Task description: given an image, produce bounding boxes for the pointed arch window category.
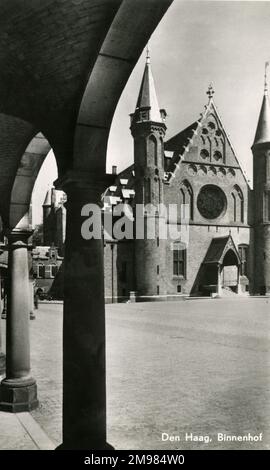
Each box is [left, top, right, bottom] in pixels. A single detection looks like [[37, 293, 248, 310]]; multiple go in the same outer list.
[[231, 185, 244, 223], [232, 192, 237, 222], [180, 180, 193, 221], [158, 179, 162, 204], [148, 135, 158, 167]]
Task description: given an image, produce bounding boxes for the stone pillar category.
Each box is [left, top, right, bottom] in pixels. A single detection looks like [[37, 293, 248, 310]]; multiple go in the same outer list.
[[0, 229, 38, 412], [55, 172, 113, 449]]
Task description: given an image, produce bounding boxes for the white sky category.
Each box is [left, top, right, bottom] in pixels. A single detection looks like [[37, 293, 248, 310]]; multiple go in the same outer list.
[[32, 0, 270, 224]]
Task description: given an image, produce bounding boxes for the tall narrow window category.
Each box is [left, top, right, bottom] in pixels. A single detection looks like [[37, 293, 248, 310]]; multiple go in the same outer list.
[[144, 178, 151, 204], [158, 179, 162, 204], [180, 180, 193, 221], [188, 185, 194, 221], [238, 244, 249, 276], [239, 190, 244, 223], [173, 244, 186, 277], [231, 185, 244, 223], [232, 193, 236, 222], [149, 135, 158, 167]]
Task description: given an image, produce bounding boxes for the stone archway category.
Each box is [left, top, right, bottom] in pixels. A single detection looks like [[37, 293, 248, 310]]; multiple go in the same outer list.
[[202, 235, 241, 297], [221, 249, 240, 293]]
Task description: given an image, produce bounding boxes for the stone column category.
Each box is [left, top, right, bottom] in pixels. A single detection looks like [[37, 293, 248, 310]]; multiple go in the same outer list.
[[55, 172, 113, 450], [0, 229, 38, 412]]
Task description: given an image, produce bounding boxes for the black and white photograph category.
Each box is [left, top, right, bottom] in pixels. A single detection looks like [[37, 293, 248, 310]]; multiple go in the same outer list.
[[0, 0, 269, 460]]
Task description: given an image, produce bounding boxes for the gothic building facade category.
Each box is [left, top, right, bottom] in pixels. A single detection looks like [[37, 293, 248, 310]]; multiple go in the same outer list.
[[42, 55, 270, 301], [102, 55, 270, 302]]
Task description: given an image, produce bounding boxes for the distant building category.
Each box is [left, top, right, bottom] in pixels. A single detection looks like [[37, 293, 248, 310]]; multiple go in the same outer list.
[[42, 187, 66, 256], [31, 245, 64, 299]]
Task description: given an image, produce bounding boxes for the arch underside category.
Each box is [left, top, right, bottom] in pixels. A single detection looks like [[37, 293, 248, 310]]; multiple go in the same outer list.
[[0, 0, 173, 229]]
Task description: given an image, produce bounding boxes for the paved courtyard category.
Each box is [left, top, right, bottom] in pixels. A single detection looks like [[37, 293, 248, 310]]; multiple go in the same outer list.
[[1, 298, 270, 450]]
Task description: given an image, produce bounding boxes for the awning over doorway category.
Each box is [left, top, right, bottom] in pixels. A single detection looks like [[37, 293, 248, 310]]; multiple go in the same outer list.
[[203, 235, 241, 265]]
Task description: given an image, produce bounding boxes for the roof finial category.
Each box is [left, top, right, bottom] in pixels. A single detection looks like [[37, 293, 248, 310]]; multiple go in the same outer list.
[[264, 61, 269, 95], [206, 82, 215, 101], [146, 43, 150, 64]]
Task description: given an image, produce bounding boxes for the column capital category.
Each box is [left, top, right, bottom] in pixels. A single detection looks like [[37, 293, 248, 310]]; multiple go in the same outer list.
[[54, 170, 115, 202], [4, 228, 33, 245]]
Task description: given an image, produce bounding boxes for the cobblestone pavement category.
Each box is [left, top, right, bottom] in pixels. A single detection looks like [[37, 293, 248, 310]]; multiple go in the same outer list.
[[1, 298, 270, 450]]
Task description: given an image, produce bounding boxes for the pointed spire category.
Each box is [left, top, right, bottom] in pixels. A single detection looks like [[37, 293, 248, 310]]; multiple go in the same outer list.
[[253, 63, 270, 146], [133, 47, 163, 123]]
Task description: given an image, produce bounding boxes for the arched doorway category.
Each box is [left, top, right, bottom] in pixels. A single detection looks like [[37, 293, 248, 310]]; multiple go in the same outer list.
[[220, 249, 240, 293], [201, 235, 241, 296]]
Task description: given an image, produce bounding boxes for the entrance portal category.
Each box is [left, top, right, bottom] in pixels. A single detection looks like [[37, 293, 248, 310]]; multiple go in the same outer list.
[[221, 249, 239, 293], [201, 236, 241, 296]]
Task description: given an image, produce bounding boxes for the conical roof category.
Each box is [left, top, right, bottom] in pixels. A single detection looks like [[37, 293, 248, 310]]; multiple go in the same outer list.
[[253, 93, 270, 146], [133, 55, 162, 123]]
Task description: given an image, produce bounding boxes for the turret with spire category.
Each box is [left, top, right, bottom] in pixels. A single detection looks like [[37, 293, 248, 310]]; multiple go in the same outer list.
[[252, 62, 270, 294], [130, 47, 167, 299], [130, 46, 167, 206]]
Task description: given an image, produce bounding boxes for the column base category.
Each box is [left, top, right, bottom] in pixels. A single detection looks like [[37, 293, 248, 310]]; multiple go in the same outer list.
[[0, 353, 5, 375], [55, 441, 114, 450], [0, 377, 38, 412]]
